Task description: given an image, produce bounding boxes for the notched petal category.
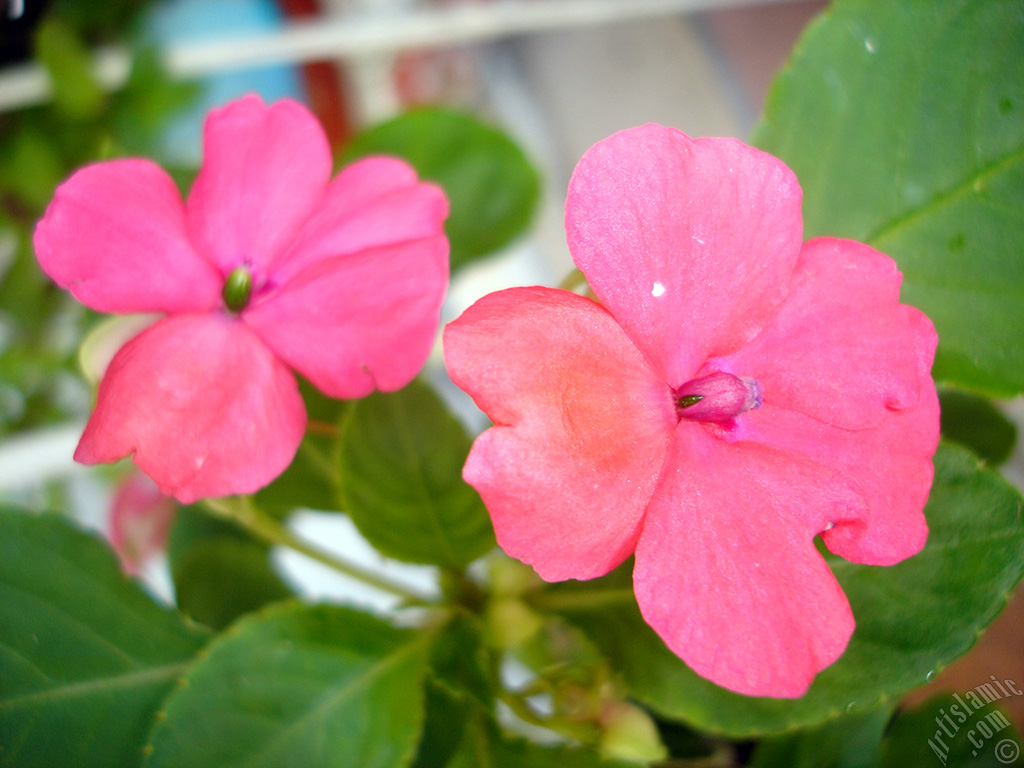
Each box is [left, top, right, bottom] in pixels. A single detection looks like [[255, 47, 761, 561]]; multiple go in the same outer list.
[[76, 314, 306, 503], [718, 237, 938, 430], [634, 427, 857, 698], [445, 287, 677, 581]]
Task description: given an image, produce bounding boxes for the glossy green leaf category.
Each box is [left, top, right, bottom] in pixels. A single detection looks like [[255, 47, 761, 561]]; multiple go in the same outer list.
[[338, 380, 495, 570], [167, 507, 293, 631], [880, 694, 1023, 768], [939, 388, 1017, 466], [548, 444, 1024, 736], [345, 109, 541, 271], [145, 603, 433, 768], [753, 0, 1024, 395], [0, 508, 209, 768], [750, 706, 892, 768]]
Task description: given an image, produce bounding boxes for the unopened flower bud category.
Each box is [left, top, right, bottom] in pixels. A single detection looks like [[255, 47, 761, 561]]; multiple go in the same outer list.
[[676, 371, 763, 423], [598, 700, 668, 763], [109, 472, 176, 575], [485, 597, 544, 650], [490, 555, 543, 597], [222, 265, 254, 313]]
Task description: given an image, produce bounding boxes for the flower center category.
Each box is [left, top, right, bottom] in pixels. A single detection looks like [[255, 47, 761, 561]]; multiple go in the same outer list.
[[675, 372, 763, 423], [222, 265, 253, 313]]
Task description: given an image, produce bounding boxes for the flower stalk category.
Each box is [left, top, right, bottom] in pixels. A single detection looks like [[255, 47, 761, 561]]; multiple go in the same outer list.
[[201, 495, 435, 605]]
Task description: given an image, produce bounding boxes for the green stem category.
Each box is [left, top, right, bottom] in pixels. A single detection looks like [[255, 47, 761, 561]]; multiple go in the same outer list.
[[527, 587, 634, 612], [557, 268, 587, 292], [201, 496, 435, 605], [299, 440, 339, 489], [498, 689, 600, 744]]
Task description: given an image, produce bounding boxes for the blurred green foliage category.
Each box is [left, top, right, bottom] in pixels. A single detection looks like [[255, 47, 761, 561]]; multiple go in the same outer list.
[[0, 1, 199, 437]]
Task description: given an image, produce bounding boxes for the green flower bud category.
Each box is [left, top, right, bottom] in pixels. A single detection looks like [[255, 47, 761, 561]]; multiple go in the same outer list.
[[222, 266, 253, 313]]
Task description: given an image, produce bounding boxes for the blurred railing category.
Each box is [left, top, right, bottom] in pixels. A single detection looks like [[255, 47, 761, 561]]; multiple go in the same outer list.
[[0, 0, 791, 112]]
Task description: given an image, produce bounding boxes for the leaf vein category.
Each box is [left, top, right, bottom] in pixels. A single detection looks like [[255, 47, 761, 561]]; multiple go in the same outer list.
[[239, 637, 426, 768], [868, 143, 1024, 246], [0, 661, 191, 713]]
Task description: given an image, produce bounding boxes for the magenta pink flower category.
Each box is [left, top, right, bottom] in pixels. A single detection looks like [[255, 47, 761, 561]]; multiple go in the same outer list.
[[444, 125, 939, 698], [35, 95, 449, 503], [108, 472, 176, 575]]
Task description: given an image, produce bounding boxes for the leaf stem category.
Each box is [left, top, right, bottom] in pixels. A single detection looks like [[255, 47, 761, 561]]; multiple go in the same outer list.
[[305, 419, 339, 438], [298, 440, 339, 489], [201, 496, 435, 605]]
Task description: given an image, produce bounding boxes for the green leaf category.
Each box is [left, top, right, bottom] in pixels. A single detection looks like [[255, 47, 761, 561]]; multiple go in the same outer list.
[[145, 603, 433, 768], [33, 15, 106, 119], [427, 612, 494, 705], [0, 508, 209, 768], [0, 124, 66, 211], [409, 683, 470, 768], [939, 388, 1017, 466], [411, 614, 495, 768], [750, 706, 892, 768], [109, 47, 202, 158], [753, 0, 1024, 395], [52, 0, 154, 39], [549, 444, 1024, 736], [167, 507, 294, 631], [338, 380, 495, 570], [345, 109, 541, 271], [254, 380, 348, 518], [880, 694, 1023, 768], [445, 715, 635, 768]]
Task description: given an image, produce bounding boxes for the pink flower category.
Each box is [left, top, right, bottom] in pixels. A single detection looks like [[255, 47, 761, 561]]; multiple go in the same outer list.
[[108, 472, 176, 575], [35, 95, 449, 503], [444, 125, 939, 698]]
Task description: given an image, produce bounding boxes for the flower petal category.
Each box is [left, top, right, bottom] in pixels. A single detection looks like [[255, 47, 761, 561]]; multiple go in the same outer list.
[[444, 287, 677, 581], [565, 125, 803, 386], [713, 238, 938, 429], [244, 236, 449, 398], [634, 425, 857, 698], [33, 159, 221, 314], [735, 393, 938, 566], [270, 156, 449, 282], [75, 313, 306, 504], [186, 95, 332, 277], [108, 472, 176, 575]]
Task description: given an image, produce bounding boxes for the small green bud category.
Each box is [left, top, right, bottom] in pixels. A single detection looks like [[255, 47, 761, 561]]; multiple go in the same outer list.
[[599, 700, 669, 763], [485, 598, 544, 650], [222, 266, 253, 313], [490, 555, 543, 597]]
